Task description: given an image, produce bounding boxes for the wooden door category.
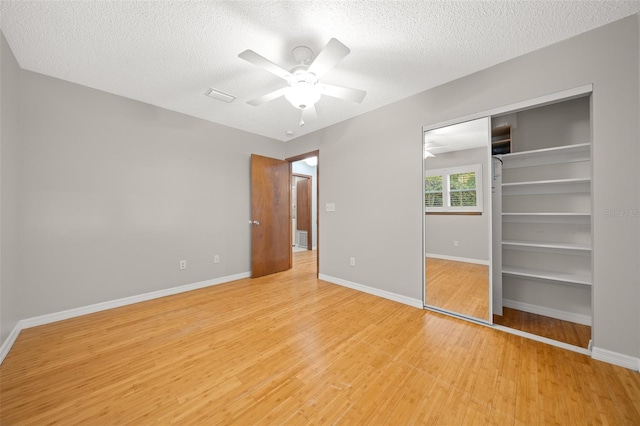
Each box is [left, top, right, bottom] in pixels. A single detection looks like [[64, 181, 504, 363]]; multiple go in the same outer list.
[[251, 154, 291, 278], [295, 175, 312, 250]]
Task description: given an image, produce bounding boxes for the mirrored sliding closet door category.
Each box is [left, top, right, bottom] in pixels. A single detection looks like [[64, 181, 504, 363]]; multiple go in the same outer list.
[[423, 117, 493, 323]]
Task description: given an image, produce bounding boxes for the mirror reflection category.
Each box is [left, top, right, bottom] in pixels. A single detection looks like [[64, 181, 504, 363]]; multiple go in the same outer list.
[[424, 117, 491, 322]]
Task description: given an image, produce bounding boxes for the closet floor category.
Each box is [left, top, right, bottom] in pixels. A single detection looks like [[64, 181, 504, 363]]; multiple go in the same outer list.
[[493, 307, 591, 349]]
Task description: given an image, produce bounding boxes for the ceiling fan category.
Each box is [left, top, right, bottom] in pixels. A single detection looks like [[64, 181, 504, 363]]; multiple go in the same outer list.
[[238, 38, 367, 126]]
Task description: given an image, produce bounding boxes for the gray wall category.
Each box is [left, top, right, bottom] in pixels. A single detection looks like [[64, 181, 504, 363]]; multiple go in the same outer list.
[[1, 32, 21, 345], [286, 15, 640, 359], [512, 96, 591, 152], [17, 70, 284, 318], [425, 147, 490, 262]]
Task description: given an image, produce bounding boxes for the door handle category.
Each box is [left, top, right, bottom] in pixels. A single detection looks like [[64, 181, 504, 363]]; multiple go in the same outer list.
[[252, 220, 260, 226]]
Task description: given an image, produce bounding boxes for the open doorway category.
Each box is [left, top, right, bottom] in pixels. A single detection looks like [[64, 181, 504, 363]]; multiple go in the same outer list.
[[292, 173, 312, 252], [287, 151, 319, 276]]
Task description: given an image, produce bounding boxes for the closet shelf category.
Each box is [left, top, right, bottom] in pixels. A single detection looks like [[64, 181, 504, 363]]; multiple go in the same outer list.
[[502, 178, 590, 195], [502, 266, 592, 286], [502, 212, 591, 224], [502, 240, 591, 253], [500, 143, 591, 169], [493, 138, 511, 145], [492, 125, 512, 155]]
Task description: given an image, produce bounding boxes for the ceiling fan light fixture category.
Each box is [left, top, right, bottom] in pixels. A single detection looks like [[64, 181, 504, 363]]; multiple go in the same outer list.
[[284, 81, 322, 109]]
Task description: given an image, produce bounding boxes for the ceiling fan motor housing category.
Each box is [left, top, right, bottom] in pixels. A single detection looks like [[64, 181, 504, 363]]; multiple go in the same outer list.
[[291, 45, 313, 64], [284, 45, 322, 109]]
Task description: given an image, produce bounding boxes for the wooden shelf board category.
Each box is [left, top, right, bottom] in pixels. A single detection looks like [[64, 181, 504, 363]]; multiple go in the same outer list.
[[502, 178, 591, 195], [502, 240, 591, 253], [503, 178, 590, 187], [502, 212, 591, 224], [502, 212, 591, 216], [500, 143, 591, 169], [502, 266, 592, 286], [502, 142, 590, 159]]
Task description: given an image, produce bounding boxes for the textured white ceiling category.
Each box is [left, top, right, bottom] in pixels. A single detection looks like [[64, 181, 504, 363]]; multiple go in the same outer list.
[[1, 1, 639, 141], [425, 118, 489, 155]]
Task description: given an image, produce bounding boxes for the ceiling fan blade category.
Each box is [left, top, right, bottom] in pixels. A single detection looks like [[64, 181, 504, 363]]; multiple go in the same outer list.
[[302, 105, 318, 122], [238, 50, 292, 80], [321, 84, 367, 103], [424, 141, 442, 148], [307, 38, 350, 78], [247, 87, 286, 106]]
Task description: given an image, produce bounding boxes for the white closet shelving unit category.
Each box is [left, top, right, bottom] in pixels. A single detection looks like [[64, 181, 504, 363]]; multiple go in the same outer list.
[[500, 142, 592, 295]]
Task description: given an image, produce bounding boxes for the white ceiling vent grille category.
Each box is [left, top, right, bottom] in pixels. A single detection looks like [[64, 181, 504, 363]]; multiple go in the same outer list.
[[204, 87, 236, 103]]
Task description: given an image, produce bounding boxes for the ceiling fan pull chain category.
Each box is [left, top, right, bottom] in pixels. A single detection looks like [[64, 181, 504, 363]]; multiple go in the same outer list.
[[299, 108, 305, 127]]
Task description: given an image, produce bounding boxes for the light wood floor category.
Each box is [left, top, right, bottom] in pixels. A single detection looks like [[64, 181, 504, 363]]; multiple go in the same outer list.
[[425, 257, 490, 321], [494, 307, 592, 349], [425, 257, 591, 349], [2, 250, 640, 424]]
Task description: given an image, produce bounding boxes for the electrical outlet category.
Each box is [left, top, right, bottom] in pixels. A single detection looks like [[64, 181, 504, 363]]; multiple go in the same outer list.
[[350, 257, 356, 267], [214, 255, 220, 264], [454, 240, 459, 247], [326, 203, 336, 212], [179, 260, 187, 270]]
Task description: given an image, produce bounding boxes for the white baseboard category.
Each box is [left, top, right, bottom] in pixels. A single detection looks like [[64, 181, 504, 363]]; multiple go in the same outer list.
[[425, 253, 489, 266], [21, 272, 250, 329], [592, 347, 640, 371], [0, 322, 23, 365], [0, 271, 250, 364], [503, 298, 592, 326], [319, 274, 423, 309]]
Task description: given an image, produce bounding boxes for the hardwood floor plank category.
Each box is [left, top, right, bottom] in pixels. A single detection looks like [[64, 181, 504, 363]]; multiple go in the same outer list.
[[494, 307, 591, 348], [1, 250, 639, 424]]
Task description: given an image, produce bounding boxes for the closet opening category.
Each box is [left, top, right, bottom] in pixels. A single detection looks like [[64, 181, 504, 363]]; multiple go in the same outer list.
[[491, 95, 592, 349], [423, 84, 593, 351]]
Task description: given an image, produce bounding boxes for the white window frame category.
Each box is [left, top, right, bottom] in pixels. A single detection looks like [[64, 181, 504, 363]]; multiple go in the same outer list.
[[425, 164, 483, 213]]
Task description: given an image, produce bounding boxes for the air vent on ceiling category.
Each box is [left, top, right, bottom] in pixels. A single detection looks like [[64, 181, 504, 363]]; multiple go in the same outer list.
[[204, 87, 236, 103]]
